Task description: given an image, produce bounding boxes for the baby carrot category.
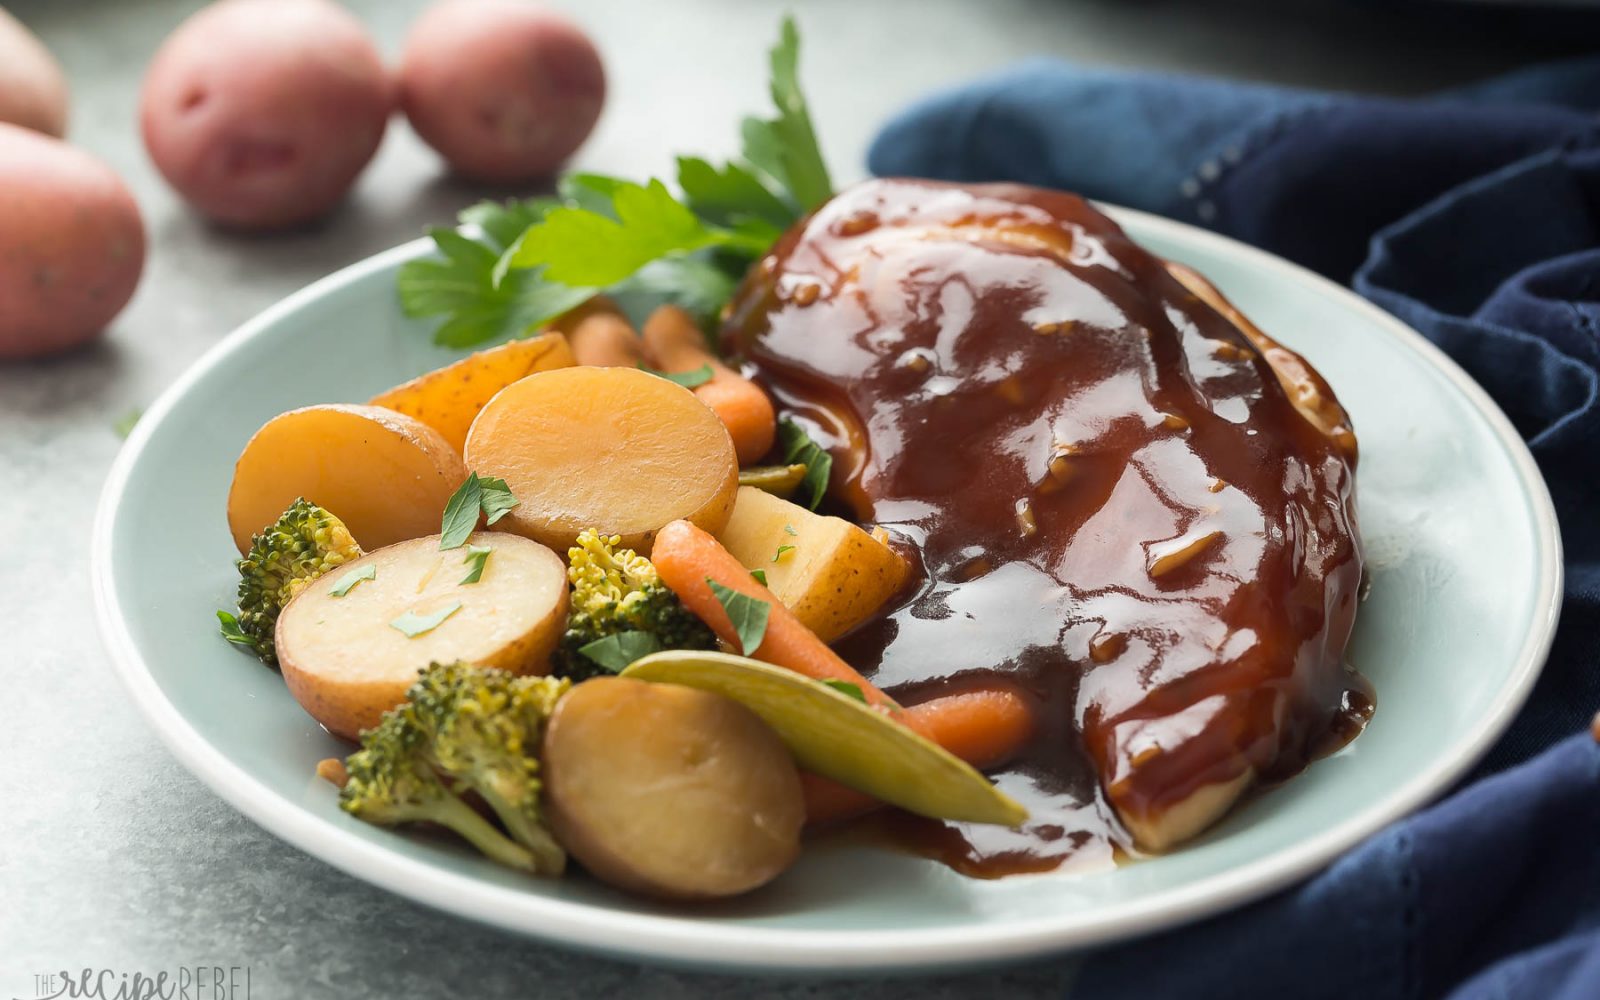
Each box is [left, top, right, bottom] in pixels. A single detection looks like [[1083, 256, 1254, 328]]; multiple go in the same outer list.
[[642, 306, 776, 465], [553, 297, 646, 368], [651, 519, 901, 715], [799, 773, 873, 825], [652, 520, 1041, 825], [907, 682, 1038, 768], [801, 684, 1037, 825]]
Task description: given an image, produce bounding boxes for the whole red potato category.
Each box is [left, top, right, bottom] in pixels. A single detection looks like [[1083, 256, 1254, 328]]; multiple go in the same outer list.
[[0, 8, 69, 137], [140, 0, 392, 230], [0, 124, 145, 360], [401, 0, 605, 183]]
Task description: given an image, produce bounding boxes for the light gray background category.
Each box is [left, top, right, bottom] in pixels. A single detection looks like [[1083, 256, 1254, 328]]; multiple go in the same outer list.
[[1, 1, 1581, 996]]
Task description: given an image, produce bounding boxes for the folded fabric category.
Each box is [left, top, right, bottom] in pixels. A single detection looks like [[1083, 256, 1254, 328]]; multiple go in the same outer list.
[[1358, 145, 1600, 772], [869, 58, 1600, 999], [869, 58, 1600, 282], [1079, 733, 1600, 1000]]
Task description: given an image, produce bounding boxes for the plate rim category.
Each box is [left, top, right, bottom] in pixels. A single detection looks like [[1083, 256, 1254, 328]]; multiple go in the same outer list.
[[91, 206, 1564, 973]]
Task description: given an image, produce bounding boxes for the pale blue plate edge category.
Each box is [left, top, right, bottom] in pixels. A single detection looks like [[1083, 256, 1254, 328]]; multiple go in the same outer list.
[[90, 207, 1563, 974]]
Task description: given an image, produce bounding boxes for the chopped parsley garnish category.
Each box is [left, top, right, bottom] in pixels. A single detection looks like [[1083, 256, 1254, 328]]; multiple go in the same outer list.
[[389, 603, 462, 638], [459, 545, 493, 584], [776, 420, 833, 510], [644, 363, 715, 389], [706, 578, 771, 654], [328, 565, 376, 597], [217, 610, 257, 649], [579, 631, 663, 673], [821, 679, 867, 703], [440, 473, 520, 549]]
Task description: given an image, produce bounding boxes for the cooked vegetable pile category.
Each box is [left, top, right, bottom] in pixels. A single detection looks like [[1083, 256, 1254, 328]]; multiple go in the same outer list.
[[215, 18, 1032, 903]]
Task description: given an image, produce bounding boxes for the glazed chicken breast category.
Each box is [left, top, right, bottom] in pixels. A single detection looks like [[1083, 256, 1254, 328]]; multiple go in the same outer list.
[[724, 179, 1366, 860]]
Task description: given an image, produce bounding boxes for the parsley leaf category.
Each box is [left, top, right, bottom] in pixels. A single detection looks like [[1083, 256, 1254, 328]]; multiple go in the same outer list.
[[579, 631, 662, 672], [821, 679, 867, 703], [560, 173, 629, 218], [439, 473, 484, 550], [328, 564, 376, 597], [740, 16, 833, 213], [777, 420, 834, 510], [477, 476, 520, 525], [611, 256, 742, 330], [676, 155, 795, 232], [397, 18, 831, 349], [459, 197, 558, 250], [750, 568, 768, 586], [440, 474, 520, 549], [645, 363, 714, 389], [773, 544, 795, 562], [398, 227, 593, 348], [217, 610, 257, 649], [460, 545, 493, 584], [508, 179, 767, 286], [706, 578, 770, 654], [390, 603, 462, 638]]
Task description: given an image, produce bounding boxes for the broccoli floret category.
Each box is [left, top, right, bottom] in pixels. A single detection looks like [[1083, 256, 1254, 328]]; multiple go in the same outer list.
[[233, 498, 362, 665], [400, 662, 569, 874], [553, 530, 717, 680], [339, 662, 569, 876], [339, 710, 543, 873]]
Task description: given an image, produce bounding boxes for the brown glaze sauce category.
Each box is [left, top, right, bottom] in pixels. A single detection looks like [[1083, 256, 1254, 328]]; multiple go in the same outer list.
[[724, 179, 1369, 875]]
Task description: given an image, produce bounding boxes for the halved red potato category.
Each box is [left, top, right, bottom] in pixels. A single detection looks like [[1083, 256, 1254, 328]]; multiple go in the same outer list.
[[228, 404, 465, 554], [276, 531, 567, 740]]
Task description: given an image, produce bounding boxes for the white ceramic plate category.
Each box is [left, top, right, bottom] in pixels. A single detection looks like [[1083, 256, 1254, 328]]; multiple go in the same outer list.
[[92, 206, 1561, 974]]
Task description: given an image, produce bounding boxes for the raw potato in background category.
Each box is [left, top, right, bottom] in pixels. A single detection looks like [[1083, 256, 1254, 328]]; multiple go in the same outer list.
[[0, 124, 146, 360], [140, 0, 393, 229], [0, 7, 68, 137], [400, 0, 605, 182]]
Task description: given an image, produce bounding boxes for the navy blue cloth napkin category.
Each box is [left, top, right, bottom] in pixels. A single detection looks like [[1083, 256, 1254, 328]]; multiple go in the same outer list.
[[869, 58, 1600, 1000]]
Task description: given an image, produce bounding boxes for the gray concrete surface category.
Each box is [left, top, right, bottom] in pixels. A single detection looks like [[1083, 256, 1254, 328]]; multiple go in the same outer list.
[[0, 0, 1583, 996]]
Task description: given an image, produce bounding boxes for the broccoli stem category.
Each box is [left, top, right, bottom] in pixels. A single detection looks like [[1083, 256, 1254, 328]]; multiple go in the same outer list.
[[427, 792, 540, 873], [476, 786, 568, 876]]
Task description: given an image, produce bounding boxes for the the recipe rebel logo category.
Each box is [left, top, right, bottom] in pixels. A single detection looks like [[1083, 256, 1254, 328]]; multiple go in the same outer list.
[[14, 968, 251, 1000]]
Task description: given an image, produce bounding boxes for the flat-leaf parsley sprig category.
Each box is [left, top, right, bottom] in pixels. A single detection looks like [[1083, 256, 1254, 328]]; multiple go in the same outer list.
[[396, 16, 832, 349]]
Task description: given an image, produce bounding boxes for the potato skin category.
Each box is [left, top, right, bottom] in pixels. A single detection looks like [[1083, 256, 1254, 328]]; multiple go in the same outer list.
[[465, 366, 739, 554], [139, 0, 392, 230], [277, 531, 568, 740], [400, 0, 604, 183], [0, 9, 68, 137], [543, 678, 804, 900], [716, 486, 911, 642], [228, 404, 467, 554], [369, 332, 576, 454], [0, 124, 145, 360]]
